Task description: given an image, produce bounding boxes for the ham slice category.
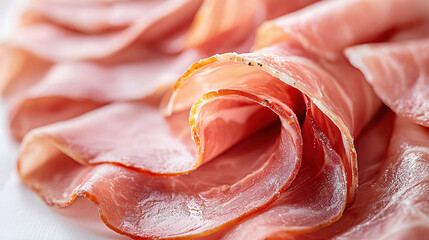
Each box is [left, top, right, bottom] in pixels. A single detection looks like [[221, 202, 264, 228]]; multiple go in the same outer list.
[[218, 101, 347, 239], [8, 0, 202, 61], [1, 0, 201, 95], [255, 0, 429, 59], [22, 0, 161, 33], [18, 74, 304, 238], [302, 115, 429, 239], [1, 0, 205, 140], [185, 0, 318, 53], [0, 46, 51, 98], [167, 42, 381, 203], [346, 38, 429, 127], [8, 46, 201, 141], [17, 41, 380, 238], [7, 0, 429, 239]]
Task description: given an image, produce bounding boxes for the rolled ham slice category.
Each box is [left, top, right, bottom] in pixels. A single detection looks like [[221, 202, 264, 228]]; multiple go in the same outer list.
[[18, 71, 304, 238], [17, 39, 380, 238], [218, 101, 348, 239], [167, 42, 380, 203], [9, 0, 429, 239]]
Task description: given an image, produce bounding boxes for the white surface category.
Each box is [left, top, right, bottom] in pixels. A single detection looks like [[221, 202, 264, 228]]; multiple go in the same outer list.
[[0, 1, 129, 239]]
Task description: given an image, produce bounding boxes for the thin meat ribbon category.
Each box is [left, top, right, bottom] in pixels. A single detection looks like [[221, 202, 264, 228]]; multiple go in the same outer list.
[[3, 0, 429, 239]]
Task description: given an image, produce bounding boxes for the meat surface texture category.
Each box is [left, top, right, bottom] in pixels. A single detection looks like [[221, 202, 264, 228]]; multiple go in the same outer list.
[[1, 0, 429, 239]]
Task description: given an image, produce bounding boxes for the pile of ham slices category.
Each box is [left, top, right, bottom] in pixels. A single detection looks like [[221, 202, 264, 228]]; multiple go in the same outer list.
[[1, 0, 429, 239]]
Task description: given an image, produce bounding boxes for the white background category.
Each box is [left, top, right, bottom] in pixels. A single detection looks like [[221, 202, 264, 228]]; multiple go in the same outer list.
[[0, 1, 128, 239]]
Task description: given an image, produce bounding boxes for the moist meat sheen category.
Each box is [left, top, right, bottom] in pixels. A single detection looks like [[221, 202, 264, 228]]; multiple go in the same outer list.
[[1, 0, 429, 239]]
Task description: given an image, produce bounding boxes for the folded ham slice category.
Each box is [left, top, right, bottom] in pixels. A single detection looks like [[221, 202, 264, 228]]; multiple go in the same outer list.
[[218, 101, 347, 239], [18, 78, 304, 238], [302, 115, 429, 239], [8, 0, 429, 239], [9, 0, 202, 61], [167, 42, 380, 203], [3, 0, 319, 142], [1, 0, 205, 141], [8, 46, 201, 141], [17, 39, 380, 238], [22, 0, 161, 33], [255, 0, 429, 59], [346, 38, 429, 127], [185, 0, 318, 53]]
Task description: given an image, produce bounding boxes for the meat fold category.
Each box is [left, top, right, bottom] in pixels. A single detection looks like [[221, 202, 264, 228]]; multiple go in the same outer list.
[[2, 0, 318, 141], [7, 0, 429, 239], [255, 0, 429, 59], [346, 38, 429, 127], [18, 40, 380, 238], [302, 114, 429, 239]]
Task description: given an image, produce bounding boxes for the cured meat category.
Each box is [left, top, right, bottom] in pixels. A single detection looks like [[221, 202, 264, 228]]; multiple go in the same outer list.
[[185, 0, 318, 53], [18, 73, 304, 238], [8, 46, 200, 141], [255, 0, 429, 59], [346, 38, 429, 127], [167, 42, 380, 203], [2, 0, 320, 141], [7, 0, 201, 61], [1, 0, 204, 140], [218, 101, 347, 239], [5, 0, 429, 239], [0, 0, 202, 97], [302, 115, 429, 239], [17, 40, 380, 238], [22, 0, 161, 33], [0, 46, 51, 98]]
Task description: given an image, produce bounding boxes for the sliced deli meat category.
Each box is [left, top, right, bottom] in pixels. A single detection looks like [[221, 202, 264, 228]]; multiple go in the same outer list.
[[303, 115, 429, 239], [4, 0, 429, 239], [18, 75, 304, 238], [185, 0, 318, 53], [255, 0, 429, 58], [8, 46, 201, 141], [346, 38, 429, 127], [1, 0, 319, 141], [22, 0, 162, 33], [1, 0, 204, 140], [17, 41, 380, 238], [8, 0, 202, 61], [219, 101, 347, 239], [167, 42, 381, 203]]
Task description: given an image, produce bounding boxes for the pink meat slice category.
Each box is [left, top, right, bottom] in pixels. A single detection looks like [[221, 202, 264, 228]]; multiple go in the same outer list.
[[167, 42, 380, 204], [8, 45, 201, 141], [1, 0, 201, 95], [22, 0, 161, 33], [254, 0, 429, 59], [0, 46, 51, 98], [185, 0, 318, 53], [18, 76, 304, 238], [8, 0, 202, 61], [346, 38, 429, 127], [302, 115, 429, 239], [218, 101, 347, 239], [18, 39, 379, 239]]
